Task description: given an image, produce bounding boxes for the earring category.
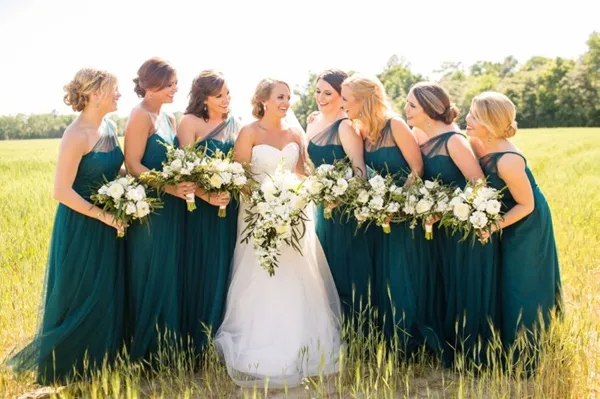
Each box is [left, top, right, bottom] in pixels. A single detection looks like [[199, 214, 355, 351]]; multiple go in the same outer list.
[[95, 101, 99, 108], [487, 135, 492, 143], [426, 120, 431, 128], [262, 103, 267, 111], [359, 112, 363, 117], [203, 104, 208, 112], [149, 94, 153, 100]]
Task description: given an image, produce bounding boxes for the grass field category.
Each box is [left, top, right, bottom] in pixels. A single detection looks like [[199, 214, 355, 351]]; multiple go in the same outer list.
[[0, 128, 599, 398]]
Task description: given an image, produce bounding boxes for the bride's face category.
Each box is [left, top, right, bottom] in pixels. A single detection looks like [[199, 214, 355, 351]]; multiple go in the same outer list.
[[341, 86, 361, 120], [315, 79, 341, 114], [264, 83, 290, 118]]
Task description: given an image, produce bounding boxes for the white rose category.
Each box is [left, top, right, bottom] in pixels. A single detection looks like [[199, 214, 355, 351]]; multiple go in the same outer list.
[[331, 186, 346, 197], [108, 182, 125, 199], [449, 196, 463, 207], [416, 199, 434, 214], [453, 203, 471, 221], [98, 185, 109, 195], [386, 202, 400, 213], [228, 162, 245, 174], [424, 180, 437, 189], [125, 202, 137, 215], [369, 175, 385, 189], [480, 186, 497, 200], [485, 199, 501, 215], [469, 210, 488, 229], [369, 196, 384, 211], [435, 200, 449, 213], [357, 189, 370, 204], [135, 201, 151, 218], [126, 187, 141, 202], [233, 175, 247, 186], [403, 204, 416, 215], [354, 207, 370, 222], [419, 187, 430, 196], [136, 185, 146, 199], [336, 178, 348, 191], [209, 174, 224, 189], [221, 172, 232, 185], [117, 177, 130, 188], [170, 159, 183, 171]]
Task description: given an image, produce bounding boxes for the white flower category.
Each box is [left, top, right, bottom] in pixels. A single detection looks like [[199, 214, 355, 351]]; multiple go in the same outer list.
[[369, 196, 384, 211], [136, 185, 146, 199], [453, 203, 471, 221], [228, 162, 245, 174], [435, 200, 449, 213], [344, 167, 354, 180], [316, 164, 334, 176], [125, 202, 137, 215], [357, 189, 370, 204], [126, 187, 142, 202], [335, 178, 348, 191], [416, 199, 434, 214], [262, 180, 277, 202], [117, 177, 130, 188], [480, 186, 497, 200], [108, 183, 125, 199], [221, 172, 232, 185], [98, 185, 109, 195], [419, 187, 430, 196], [135, 201, 151, 218], [354, 207, 370, 222], [210, 174, 224, 189], [424, 180, 437, 189], [449, 196, 464, 207], [469, 210, 488, 229], [304, 178, 323, 196], [386, 202, 400, 213], [275, 223, 291, 239], [170, 159, 183, 171], [233, 175, 247, 186], [174, 149, 185, 159], [485, 199, 501, 215]]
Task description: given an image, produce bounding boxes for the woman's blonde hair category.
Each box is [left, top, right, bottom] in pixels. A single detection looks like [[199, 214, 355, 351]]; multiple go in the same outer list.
[[251, 78, 290, 119], [63, 68, 117, 112], [342, 74, 394, 144], [470, 91, 518, 138]]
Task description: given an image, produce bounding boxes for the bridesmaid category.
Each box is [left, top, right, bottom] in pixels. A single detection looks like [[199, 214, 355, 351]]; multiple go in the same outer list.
[[124, 58, 195, 361], [9, 68, 125, 384], [466, 91, 562, 350], [341, 74, 440, 353], [406, 82, 500, 366], [177, 70, 240, 356], [305, 69, 371, 320]]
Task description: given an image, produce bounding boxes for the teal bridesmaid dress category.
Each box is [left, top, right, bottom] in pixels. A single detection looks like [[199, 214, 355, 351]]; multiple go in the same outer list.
[[8, 120, 125, 384], [364, 120, 441, 353], [126, 112, 184, 361], [480, 151, 561, 348], [421, 131, 500, 366], [307, 118, 373, 321], [181, 116, 240, 356]]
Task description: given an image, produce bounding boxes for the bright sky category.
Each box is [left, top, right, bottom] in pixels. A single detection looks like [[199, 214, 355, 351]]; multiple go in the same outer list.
[[1, 0, 598, 119]]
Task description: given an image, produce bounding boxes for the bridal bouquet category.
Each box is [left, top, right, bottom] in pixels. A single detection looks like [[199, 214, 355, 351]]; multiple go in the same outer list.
[[241, 164, 308, 276], [194, 148, 248, 217], [441, 179, 503, 243], [397, 177, 452, 239], [91, 175, 162, 237], [351, 172, 403, 234], [139, 144, 202, 211], [302, 159, 359, 219]]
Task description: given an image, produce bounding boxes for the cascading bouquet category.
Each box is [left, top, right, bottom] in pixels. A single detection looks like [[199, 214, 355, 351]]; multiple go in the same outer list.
[[350, 171, 403, 234], [441, 179, 504, 243], [91, 175, 162, 237], [302, 159, 360, 219], [241, 164, 308, 276], [139, 143, 202, 211], [397, 177, 453, 239], [194, 148, 249, 217]]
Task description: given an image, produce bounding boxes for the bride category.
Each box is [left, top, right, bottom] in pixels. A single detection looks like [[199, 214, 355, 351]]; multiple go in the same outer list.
[[214, 78, 342, 388]]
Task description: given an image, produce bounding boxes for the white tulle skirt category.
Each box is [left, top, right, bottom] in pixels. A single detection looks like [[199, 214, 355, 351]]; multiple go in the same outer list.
[[214, 202, 342, 388]]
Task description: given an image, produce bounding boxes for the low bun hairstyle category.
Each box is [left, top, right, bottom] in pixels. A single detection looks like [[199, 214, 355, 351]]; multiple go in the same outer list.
[[470, 91, 518, 138], [63, 68, 117, 112], [317, 69, 348, 95], [133, 57, 176, 98], [410, 82, 458, 125], [251, 78, 290, 119]]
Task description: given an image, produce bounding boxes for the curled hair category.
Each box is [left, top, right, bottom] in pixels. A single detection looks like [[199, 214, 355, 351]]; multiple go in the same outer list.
[[185, 70, 228, 121], [470, 91, 518, 138], [342, 74, 394, 144], [410, 82, 458, 125], [63, 68, 117, 112], [317, 69, 348, 95], [133, 57, 176, 98], [251, 78, 290, 119]]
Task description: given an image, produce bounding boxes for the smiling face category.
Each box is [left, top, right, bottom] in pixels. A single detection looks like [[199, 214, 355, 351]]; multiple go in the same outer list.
[[465, 109, 488, 139], [205, 82, 231, 116], [99, 81, 121, 113], [341, 85, 362, 120], [264, 82, 291, 118], [315, 78, 342, 114], [148, 73, 178, 104], [403, 90, 429, 129]]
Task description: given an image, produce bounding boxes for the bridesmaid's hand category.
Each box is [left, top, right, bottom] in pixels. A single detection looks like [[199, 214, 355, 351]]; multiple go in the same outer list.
[[201, 191, 231, 207], [165, 182, 197, 200], [99, 213, 127, 235], [478, 225, 498, 244], [425, 215, 440, 226]]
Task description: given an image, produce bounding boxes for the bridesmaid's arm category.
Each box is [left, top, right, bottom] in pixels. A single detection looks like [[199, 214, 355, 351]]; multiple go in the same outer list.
[[291, 127, 308, 177], [447, 134, 485, 182], [124, 107, 152, 177], [495, 154, 534, 229], [53, 128, 122, 231], [339, 119, 367, 178], [176, 114, 197, 147], [390, 117, 424, 181]]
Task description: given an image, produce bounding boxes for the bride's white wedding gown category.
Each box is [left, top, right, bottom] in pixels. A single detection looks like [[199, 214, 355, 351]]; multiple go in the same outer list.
[[214, 142, 342, 388]]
